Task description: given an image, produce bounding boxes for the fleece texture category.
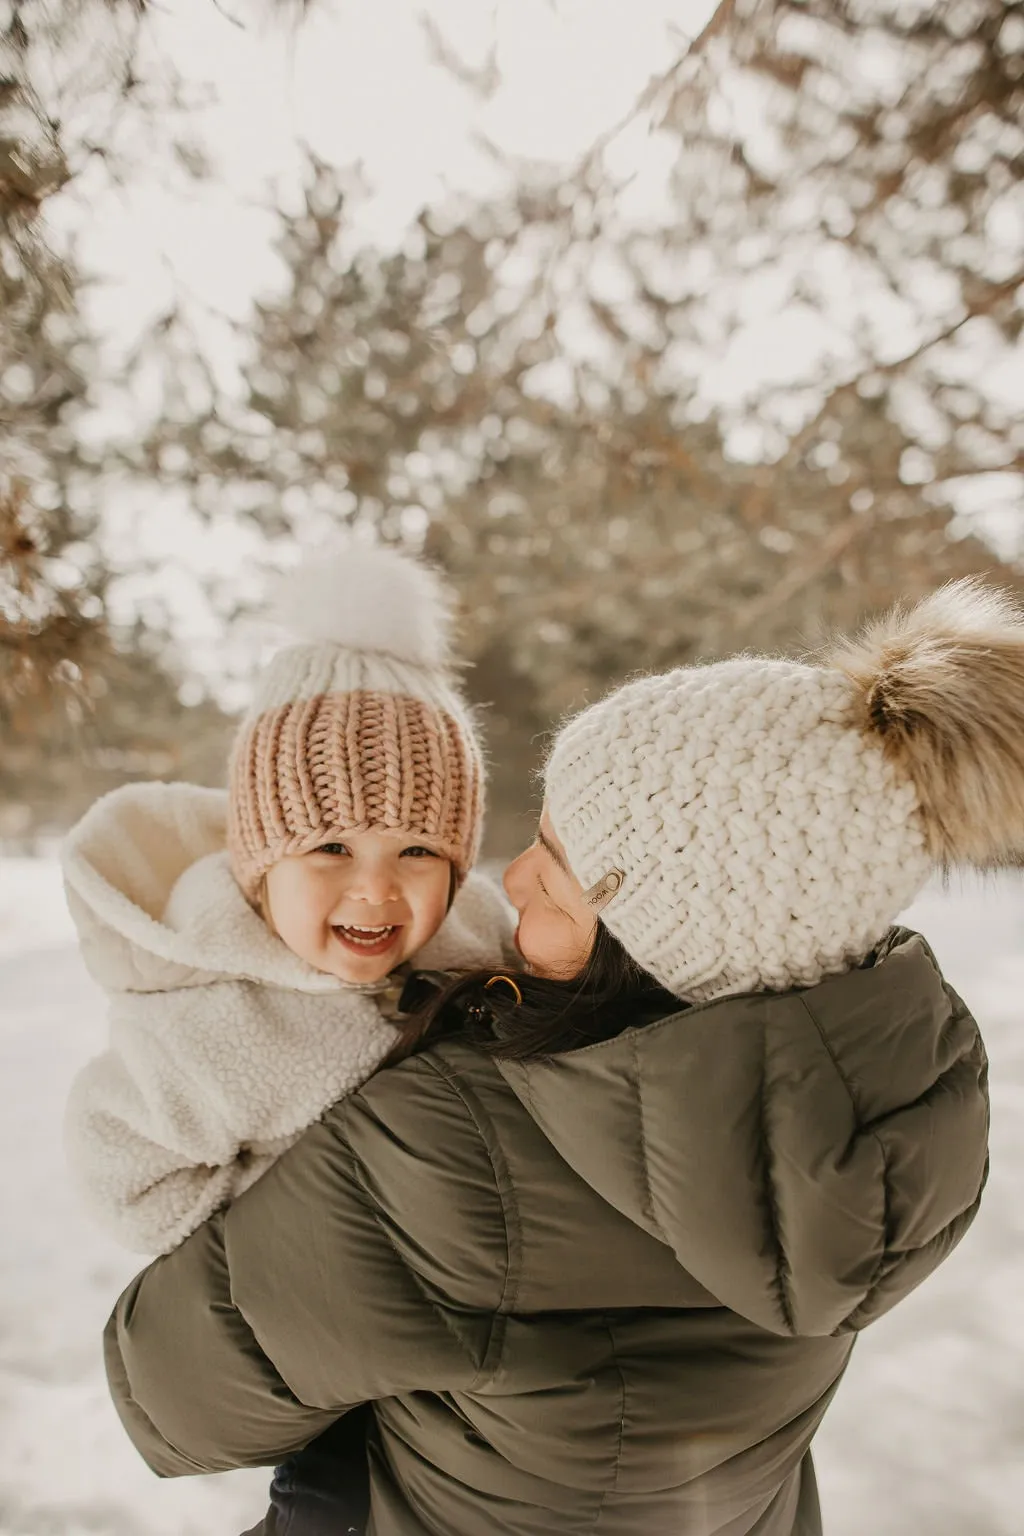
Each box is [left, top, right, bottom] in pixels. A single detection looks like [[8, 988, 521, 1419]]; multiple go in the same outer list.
[[62, 780, 514, 1255]]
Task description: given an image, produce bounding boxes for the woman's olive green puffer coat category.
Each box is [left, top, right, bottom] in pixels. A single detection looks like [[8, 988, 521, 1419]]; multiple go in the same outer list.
[[105, 928, 988, 1535]]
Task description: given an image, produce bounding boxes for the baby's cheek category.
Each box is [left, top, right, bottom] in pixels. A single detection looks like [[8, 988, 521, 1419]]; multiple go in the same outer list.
[[423, 873, 454, 932]]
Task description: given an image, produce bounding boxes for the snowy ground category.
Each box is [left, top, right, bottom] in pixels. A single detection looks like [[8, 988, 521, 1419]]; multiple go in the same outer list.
[[1, 857, 1021, 1536]]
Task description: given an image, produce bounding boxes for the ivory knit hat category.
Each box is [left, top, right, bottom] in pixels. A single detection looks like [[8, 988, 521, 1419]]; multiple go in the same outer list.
[[228, 543, 484, 902], [545, 580, 1024, 1002]]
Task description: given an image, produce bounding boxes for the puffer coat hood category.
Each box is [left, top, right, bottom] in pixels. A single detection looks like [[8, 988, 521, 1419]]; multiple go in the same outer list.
[[498, 926, 983, 1338], [105, 928, 988, 1535]]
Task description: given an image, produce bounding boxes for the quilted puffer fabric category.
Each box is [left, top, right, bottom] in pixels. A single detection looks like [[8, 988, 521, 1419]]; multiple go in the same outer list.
[[105, 928, 988, 1536]]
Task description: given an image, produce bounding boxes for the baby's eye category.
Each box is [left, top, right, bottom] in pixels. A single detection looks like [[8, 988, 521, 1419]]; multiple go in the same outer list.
[[316, 843, 350, 857], [401, 845, 439, 859]]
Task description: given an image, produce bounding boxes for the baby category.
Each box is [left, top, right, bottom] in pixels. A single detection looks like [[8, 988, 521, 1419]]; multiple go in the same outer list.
[[62, 542, 514, 1532]]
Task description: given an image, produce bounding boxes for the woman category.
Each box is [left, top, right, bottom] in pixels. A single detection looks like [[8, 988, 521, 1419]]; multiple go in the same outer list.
[[104, 581, 1014, 1535]]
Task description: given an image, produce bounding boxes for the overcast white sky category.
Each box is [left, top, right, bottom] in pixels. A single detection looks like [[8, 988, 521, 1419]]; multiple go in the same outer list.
[[66, 0, 715, 346]]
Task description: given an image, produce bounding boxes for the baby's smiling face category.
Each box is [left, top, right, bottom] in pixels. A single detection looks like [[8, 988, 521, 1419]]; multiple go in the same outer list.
[[263, 827, 453, 982]]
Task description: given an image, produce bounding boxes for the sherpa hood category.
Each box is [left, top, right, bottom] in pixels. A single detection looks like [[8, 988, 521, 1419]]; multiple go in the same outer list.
[[62, 781, 511, 997], [498, 929, 988, 1338]]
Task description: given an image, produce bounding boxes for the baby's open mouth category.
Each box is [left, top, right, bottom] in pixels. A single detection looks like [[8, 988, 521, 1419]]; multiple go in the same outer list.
[[332, 924, 401, 956]]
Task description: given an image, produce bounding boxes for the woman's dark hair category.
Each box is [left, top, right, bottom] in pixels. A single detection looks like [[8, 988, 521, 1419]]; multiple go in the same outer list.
[[388, 921, 680, 1065]]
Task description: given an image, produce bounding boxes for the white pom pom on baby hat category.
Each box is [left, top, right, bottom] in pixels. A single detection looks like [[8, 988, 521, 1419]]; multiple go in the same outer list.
[[273, 541, 454, 668], [545, 581, 1024, 1004], [257, 540, 458, 712]]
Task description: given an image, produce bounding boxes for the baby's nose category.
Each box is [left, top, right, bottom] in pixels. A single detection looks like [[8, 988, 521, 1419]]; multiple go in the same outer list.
[[349, 865, 400, 905]]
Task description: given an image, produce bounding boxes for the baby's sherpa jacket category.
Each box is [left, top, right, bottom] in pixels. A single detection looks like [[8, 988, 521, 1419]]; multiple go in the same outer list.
[[62, 780, 515, 1255]]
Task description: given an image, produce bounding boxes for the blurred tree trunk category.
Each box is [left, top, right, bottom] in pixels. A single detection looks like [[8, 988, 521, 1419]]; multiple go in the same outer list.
[[0, 0, 237, 812], [0, 0, 275, 724]]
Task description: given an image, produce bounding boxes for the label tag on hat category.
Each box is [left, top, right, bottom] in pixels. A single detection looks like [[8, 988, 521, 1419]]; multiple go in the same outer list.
[[583, 869, 624, 912]]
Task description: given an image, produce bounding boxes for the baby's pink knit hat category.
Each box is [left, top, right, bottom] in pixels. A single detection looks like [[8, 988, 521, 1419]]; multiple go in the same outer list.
[[228, 543, 484, 902]]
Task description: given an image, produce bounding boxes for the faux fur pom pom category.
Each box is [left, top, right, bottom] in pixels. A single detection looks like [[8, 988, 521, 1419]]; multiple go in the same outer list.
[[829, 578, 1024, 869], [273, 542, 453, 668]]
